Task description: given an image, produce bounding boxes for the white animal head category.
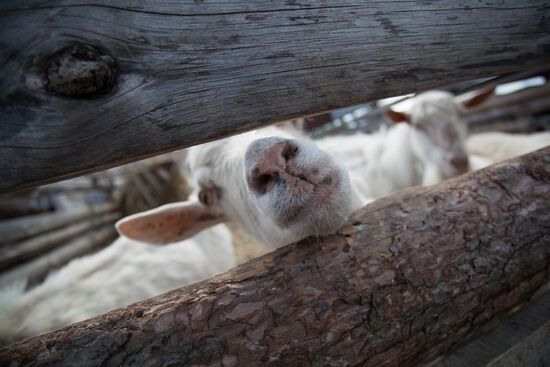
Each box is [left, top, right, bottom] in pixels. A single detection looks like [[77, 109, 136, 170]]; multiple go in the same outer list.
[[385, 88, 494, 178], [117, 126, 353, 249]]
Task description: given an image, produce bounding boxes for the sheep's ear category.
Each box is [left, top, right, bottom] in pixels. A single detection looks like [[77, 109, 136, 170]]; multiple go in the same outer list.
[[116, 201, 224, 245], [384, 108, 410, 124], [461, 86, 495, 109]]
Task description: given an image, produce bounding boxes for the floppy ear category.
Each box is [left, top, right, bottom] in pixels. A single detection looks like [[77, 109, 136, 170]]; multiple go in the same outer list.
[[461, 86, 495, 109], [384, 108, 410, 124], [116, 201, 225, 245]]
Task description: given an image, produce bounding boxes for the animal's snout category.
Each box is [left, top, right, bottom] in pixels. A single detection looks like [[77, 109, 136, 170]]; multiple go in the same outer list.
[[450, 155, 469, 174], [246, 139, 299, 195]]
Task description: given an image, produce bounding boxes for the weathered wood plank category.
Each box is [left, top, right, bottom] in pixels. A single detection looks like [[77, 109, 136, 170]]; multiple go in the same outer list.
[[1, 1, 549, 192], [433, 289, 550, 367], [0, 224, 119, 288], [1, 147, 548, 366], [0, 202, 117, 245], [0, 197, 54, 220], [0, 212, 120, 272], [465, 83, 550, 132]]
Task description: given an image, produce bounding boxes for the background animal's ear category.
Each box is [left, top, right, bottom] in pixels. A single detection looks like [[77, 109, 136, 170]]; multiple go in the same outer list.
[[116, 201, 225, 245], [384, 108, 410, 124], [461, 86, 495, 109]]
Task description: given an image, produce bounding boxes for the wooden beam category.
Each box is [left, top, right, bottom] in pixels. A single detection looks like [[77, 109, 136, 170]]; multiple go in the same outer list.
[[1, 147, 548, 366], [1, 1, 549, 193], [465, 83, 550, 133], [0, 212, 120, 272], [0, 197, 54, 220], [0, 223, 119, 288], [0, 202, 117, 245]]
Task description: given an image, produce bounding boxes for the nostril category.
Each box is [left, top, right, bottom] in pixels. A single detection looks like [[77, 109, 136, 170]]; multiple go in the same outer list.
[[249, 171, 275, 195], [281, 143, 299, 161], [257, 174, 272, 187]]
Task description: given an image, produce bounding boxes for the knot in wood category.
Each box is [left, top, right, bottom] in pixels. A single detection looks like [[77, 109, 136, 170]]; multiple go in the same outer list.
[[43, 44, 117, 97]]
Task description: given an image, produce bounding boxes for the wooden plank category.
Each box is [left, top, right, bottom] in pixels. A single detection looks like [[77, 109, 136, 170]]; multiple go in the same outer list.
[[0, 212, 121, 272], [465, 83, 550, 115], [0, 148, 548, 366], [464, 83, 550, 132], [433, 289, 550, 367], [467, 96, 550, 133], [0, 202, 117, 245], [1, 1, 549, 193], [488, 320, 550, 367], [0, 224, 119, 288], [0, 196, 54, 220]]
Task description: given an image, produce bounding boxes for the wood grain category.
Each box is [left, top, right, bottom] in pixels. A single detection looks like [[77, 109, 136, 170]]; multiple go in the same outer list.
[[1, 147, 548, 366], [1, 1, 550, 193]]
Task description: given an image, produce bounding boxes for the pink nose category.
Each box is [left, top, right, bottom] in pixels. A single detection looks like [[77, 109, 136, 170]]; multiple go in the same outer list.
[[247, 141, 298, 195]]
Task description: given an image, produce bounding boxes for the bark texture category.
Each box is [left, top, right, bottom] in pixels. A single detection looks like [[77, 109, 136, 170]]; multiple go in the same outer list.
[[1, 148, 549, 366], [1, 0, 550, 192]]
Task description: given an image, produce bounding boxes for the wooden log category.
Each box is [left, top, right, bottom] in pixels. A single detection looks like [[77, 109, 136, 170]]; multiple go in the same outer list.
[[36, 177, 114, 194], [465, 83, 550, 133], [0, 202, 117, 245], [465, 83, 550, 115], [0, 197, 54, 220], [0, 221, 120, 288], [1, 147, 548, 366], [1, 1, 549, 193], [466, 98, 550, 133], [0, 212, 121, 272]]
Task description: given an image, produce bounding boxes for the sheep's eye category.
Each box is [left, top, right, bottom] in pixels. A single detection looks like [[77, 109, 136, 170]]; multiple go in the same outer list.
[[198, 184, 221, 206], [282, 144, 299, 160]]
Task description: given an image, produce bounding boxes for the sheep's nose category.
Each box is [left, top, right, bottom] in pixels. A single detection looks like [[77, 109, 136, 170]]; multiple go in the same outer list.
[[451, 156, 469, 174], [247, 140, 298, 195]]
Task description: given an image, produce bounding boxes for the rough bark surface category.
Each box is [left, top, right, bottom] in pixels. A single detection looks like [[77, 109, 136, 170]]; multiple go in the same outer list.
[[1, 148, 549, 366], [1, 0, 550, 192]]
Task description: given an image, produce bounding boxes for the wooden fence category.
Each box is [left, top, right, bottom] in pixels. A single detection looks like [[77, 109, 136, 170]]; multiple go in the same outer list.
[[1, 1, 550, 366]]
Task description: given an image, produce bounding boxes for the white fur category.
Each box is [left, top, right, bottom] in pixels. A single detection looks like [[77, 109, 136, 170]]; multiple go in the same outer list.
[[0, 224, 234, 344], [466, 131, 550, 163]]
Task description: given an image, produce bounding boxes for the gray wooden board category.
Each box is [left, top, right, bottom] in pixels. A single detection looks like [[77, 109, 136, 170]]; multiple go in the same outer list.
[[0, 224, 118, 288], [0, 202, 116, 245], [432, 289, 550, 367], [1, 1, 550, 193]]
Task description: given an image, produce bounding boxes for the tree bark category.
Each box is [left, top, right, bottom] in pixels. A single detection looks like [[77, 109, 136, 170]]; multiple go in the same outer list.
[[1, 147, 548, 366], [1, 1, 550, 193]]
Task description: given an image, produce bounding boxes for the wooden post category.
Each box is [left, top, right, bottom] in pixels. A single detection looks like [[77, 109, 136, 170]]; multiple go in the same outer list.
[[1, 148, 548, 366], [1, 1, 549, 192]]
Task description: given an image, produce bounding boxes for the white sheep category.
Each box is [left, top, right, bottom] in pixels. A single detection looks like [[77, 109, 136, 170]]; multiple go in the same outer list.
[[317, 89, 494, 202], [0, 222, 234, 344]]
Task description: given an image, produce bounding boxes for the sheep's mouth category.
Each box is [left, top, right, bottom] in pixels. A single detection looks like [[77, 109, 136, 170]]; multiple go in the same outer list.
[[273, 169, 342, 227]]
